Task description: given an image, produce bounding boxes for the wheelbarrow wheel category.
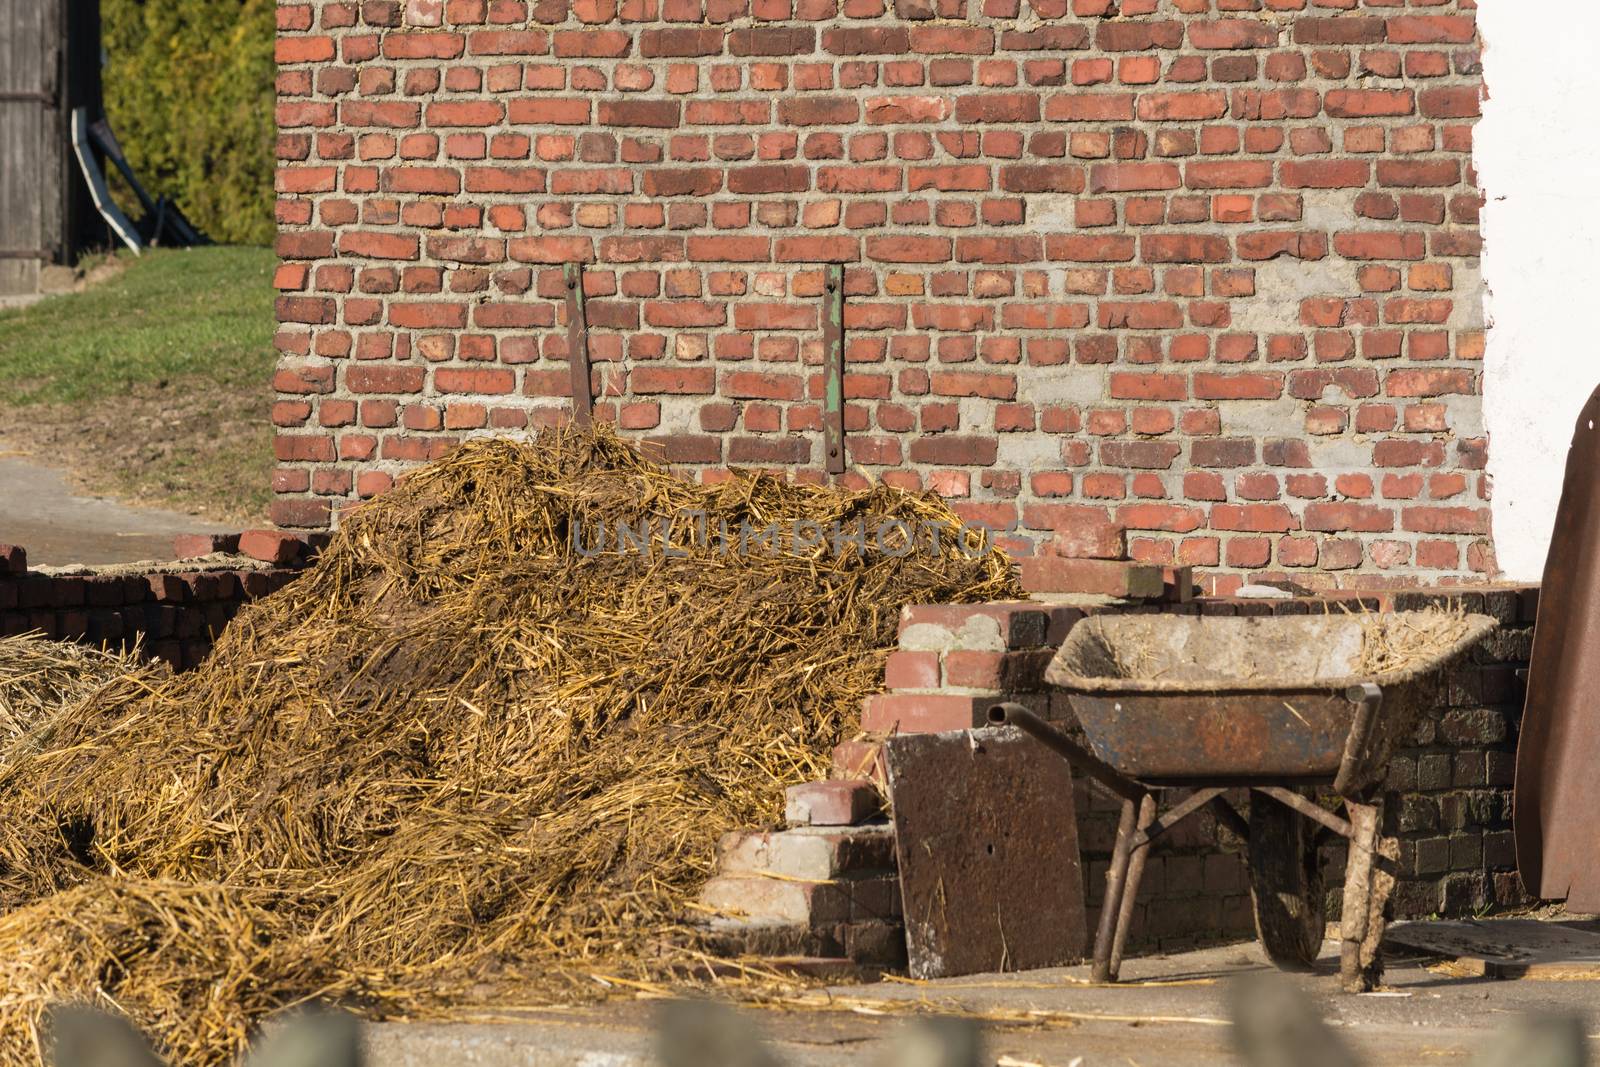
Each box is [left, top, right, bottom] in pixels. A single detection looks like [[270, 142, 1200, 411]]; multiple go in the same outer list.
[[1247, 792, 1325, 969]]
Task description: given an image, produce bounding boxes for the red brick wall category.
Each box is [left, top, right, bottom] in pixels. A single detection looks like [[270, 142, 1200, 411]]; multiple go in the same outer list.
[[274, 0, 1488, 585]]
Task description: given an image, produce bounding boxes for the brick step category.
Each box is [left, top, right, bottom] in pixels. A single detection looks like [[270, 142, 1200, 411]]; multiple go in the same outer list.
[[699, 918, 907, 970], [761, 955, 895, 981], [715, 824, 895, 882], [831, 739, 886, 784], [697, 873, 901, 926], [784, 778, 882, 827]]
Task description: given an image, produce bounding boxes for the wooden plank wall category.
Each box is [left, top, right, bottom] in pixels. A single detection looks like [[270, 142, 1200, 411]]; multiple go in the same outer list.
[[1, 0, 61, 296]]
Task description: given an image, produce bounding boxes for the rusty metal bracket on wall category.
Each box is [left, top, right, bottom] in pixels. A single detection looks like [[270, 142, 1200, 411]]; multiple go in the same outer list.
[[822, 263, 846, 474], [564, 262, 593, 426]]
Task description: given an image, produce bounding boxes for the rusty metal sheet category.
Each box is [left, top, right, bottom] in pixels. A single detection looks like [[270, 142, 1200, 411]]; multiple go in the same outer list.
[[563, 262, 593, 426], [1517, 383, 1600, 911], [884, 726, 1086, 979], [1068, 691, 1354, 781], [822, 263, 845, 475]]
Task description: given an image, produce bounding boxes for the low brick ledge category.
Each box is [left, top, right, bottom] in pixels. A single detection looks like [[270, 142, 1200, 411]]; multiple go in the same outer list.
[[0, 541, 314, 670]]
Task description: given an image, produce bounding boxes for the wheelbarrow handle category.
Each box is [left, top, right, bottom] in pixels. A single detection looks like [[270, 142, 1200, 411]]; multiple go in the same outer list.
[[987, 703, 1146, 802]]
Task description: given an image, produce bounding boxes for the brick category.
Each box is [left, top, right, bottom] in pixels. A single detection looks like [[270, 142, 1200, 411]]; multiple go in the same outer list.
[[1185, 160, 1273, 189], [865, 95, 950, 124], [698, 875, 849, 924], [860, 692, 990, 733], [823, 26, 910, 55], [1293, 17, 1384, 45], [727, 26, 815, 56], [1325, 89, 1414, 118], [1041, 504, 1127, 559], [146, 574, 188, 603], [1386, 15, 1476, 45], [1282, 160, 1369, 189], [716, 826, 895, 881], [339, 231, 420, 261], [1142, 234, 1230, 263], [785, 780, 883, 827], [0, 544, 26, 577], [1090, 162, 1181, 192], [238, 530, 305, 566], [639, 27, 724, 57], [1019, 558, 1164, 598], [1138, 91, 1228, 121], [1377, 160, 1461, 188], [955, 93, 1041, 124], [172, 534, 242, 560], [885, 650, 941, 690], [898, 603, 1049, 650], [596, 99, 680, 128], [1046, 92, 1135, 122], [1334, 231, 1426, 261], [1189, 20, 1280, 49], [1303, 503, 1395, 534], [833, 740, 887, 784], [943, 649, 1052, 690]]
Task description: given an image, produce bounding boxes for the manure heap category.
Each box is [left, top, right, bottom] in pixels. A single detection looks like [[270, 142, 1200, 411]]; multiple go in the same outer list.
[[0, 635, 158, 764], [0, 426, 1019, 1065]]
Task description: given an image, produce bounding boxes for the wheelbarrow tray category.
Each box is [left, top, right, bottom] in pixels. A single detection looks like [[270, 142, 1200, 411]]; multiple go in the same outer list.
[[1045, 612, 1497, 784]]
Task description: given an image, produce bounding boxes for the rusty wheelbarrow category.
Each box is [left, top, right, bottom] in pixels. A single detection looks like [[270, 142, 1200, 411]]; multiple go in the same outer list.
[[989, 610, 1495, 992]]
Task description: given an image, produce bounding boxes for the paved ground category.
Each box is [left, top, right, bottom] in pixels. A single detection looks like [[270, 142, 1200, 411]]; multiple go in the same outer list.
[[0, 448, 229, 566], [361, 939, 1600, 1066]]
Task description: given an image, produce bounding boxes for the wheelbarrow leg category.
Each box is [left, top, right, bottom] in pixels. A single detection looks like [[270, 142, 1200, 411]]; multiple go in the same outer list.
[[1110, 792, 1158, 979], [1092, 795, 1137, 982], [1093, 790, 1154, 983], [1338, 798, 1398, 992]]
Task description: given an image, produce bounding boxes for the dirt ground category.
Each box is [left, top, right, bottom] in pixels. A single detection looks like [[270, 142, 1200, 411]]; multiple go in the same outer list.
[[0, 377, 271, 528], [0, 248, 276, 526], [359, 938, 1600, 1066], [0, 448, 231, 565]]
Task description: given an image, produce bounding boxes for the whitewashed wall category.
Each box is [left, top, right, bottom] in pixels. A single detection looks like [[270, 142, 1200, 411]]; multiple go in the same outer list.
[[1480, 1, 1600, 581]]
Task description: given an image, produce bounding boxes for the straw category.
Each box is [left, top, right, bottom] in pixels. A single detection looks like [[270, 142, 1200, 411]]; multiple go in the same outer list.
[[0, 424, 1020, 1065], [0, 634, 161, 766], [1355, 607, 1477, 679]]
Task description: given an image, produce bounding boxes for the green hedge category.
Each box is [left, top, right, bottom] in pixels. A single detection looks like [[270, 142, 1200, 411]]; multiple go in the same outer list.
[[101, 0, 277, 247]]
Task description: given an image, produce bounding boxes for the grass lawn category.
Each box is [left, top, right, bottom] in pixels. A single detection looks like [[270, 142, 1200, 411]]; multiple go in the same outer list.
[[0, 246, 277, 523]]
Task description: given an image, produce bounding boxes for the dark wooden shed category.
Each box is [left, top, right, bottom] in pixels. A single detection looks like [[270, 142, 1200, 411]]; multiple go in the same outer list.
[[0, 0, 101, 296]]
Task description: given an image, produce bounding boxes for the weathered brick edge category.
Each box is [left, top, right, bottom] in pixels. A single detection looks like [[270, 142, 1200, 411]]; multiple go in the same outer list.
[[0, 564, 306, 672], [871, 584, 1533, 954]]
